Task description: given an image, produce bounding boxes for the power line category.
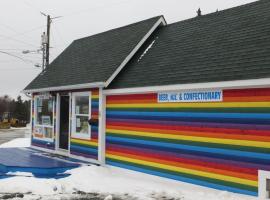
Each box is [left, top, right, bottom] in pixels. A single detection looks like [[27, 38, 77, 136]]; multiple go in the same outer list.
[[0, 49, 28, 51], [0, 33, 39, 48], [22, 0, 43, 14], [0, 25, 44, 42], [0, 50, 37, 64], [63, 0, 131, 18]]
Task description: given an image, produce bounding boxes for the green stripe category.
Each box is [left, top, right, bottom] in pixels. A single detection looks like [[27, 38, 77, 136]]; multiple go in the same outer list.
[[107, 107, 270, 113], [106, 132, 270, 154], [106, 158, 257, 192]]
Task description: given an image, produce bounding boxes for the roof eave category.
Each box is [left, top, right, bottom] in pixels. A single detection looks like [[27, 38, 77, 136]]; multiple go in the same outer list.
[[22, 82, 105, 94]]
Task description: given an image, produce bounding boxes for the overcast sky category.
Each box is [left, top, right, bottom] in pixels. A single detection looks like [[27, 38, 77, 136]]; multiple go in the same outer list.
[[0, 0, 257, 99]]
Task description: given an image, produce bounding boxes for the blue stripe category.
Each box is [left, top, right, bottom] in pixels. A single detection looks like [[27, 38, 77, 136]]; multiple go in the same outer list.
[[91, 126, 98, 132], [70, 144, 98, 155], [92, 102, 99, 107], [106, 161, 257, 196], [107, 113, 270, 125], [106, 136, 270, 161], [107, 111, 270, 119]]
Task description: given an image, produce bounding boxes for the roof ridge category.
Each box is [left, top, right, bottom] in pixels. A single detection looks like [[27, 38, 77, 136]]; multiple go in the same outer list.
[[167, 0, 263, 27], [74, 15, 163, 42]]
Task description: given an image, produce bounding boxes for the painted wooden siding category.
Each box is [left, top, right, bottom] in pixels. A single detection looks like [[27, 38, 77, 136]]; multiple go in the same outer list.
[[105, 88, 270, 196], [70, 89, 99, 160]]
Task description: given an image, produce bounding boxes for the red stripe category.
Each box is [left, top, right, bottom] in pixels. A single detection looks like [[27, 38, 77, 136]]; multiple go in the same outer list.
[[107, 145, 257, 175], [224, 88, 270, 97], [107, 93, 156, 102]]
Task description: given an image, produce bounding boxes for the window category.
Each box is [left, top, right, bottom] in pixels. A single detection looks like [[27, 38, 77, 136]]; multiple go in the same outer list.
[[72, 92, 91, 139], [34, 94, 54, 141]]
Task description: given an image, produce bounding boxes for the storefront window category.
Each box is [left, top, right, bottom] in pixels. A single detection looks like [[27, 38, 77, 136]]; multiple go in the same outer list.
[[72, 92, 91, 139], [34, 95, 54, 141], [36, 97, 53, 126]]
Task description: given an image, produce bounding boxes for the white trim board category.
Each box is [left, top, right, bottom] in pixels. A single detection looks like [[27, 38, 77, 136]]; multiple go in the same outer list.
[[98, 87, 106, 165], [22, 82, 105, 94], [31, 145, 101, 165], [104, 16, 167, 88], [104, 78, 270, 95]]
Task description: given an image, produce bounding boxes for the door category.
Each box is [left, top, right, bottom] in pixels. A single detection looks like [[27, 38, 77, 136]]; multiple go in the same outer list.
[[59, 95, 70, 150]]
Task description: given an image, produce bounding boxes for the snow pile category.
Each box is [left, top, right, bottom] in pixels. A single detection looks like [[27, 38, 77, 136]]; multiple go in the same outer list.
[[0, 138, 30, 148], [0, 138, 257, 200]]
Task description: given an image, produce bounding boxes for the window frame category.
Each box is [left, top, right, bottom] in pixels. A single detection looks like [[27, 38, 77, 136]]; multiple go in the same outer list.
[[71, 92, 92, 139], [33, 95, 54, 142]]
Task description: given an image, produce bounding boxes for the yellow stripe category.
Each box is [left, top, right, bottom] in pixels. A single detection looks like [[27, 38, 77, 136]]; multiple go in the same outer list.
[[107, 129, 270, 149], [71, 138, 98, 147], [92, 95, 99, 99], [107, 102, 270, 108], [106, 154, 257, 187]]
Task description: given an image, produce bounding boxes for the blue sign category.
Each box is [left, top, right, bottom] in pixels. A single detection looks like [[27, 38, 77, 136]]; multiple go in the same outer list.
[[158, 90, 223, 103]]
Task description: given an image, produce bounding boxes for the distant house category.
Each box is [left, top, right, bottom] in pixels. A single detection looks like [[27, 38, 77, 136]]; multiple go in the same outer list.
[[24, 0, 270, 197]]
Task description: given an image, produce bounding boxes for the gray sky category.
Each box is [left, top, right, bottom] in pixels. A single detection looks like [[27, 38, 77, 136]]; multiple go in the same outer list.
[[0, 0, 257, 99]]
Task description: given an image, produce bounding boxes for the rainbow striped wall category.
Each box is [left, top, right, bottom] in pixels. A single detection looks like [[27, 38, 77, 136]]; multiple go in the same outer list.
[[70, 89, 99, 160], [31, 94, 55, 150], [105, 88, 270, 196]]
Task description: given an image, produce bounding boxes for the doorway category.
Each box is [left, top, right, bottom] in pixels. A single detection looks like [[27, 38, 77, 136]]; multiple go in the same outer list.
[[59, 95, 70, 150]]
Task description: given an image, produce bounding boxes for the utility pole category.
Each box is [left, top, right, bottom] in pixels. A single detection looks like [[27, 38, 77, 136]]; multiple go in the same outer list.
[[45, 15, 51, 69], [40, 13, 62, 71], [41, 32, 46, 71]]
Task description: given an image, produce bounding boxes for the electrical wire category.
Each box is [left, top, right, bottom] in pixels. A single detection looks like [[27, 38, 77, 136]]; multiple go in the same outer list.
[[0, 25, 44, 42], [0, 33, 39, 48], [0, 50, 37, 64], [62, 0, 131, 18]]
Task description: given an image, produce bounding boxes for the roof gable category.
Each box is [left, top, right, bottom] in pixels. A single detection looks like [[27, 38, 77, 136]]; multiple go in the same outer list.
[[24, 16, 165, 92], [108, 0, 270, 89]]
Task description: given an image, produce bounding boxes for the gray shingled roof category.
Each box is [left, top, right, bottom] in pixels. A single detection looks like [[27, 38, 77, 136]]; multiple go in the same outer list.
[[24, 16, 163, 91], [108, 0, 270, 89]]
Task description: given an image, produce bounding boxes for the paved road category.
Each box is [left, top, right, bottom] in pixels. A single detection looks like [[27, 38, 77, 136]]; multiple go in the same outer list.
[[0, 128, 30, 145]]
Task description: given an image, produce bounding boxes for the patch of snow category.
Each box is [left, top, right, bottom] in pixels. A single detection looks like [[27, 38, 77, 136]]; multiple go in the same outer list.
[[104, 194, 113, 200], [0, 138, 30, 148], [0, 139, 257, 200], [137, 38, 157, 62], [10, 124, 31, 130], [0, 164, 256, 200], [6, 171, 33, 177]]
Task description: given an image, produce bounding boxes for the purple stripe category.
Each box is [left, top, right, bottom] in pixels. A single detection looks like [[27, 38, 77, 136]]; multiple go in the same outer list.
[[92, 132, 98, 138], [92, 108, 99, 113], [107, 118, 270, 130], [71, 151, 98, 160], [107, 143, 270, 171], [32, 142, 55, 150]]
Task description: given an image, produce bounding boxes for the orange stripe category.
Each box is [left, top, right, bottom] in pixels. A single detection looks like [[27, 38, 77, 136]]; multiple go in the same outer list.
[[224, 96, 270, 102], [106, 125, 270, 142], [71, 137, 98, 143], [92, 90, 99, 95], [107, 150, 257, 181], [34, 134, 43, 138]]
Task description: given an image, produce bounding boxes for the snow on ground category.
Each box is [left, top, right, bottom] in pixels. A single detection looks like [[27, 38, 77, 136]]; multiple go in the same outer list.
[[0, 138, 30, 148], [0, 138, 256, 200]]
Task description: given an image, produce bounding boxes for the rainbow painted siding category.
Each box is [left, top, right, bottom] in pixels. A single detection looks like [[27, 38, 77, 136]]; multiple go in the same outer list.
[[31, 95, 56, 150], [105, 88, 270, 196], [70, 89, 99, 160]]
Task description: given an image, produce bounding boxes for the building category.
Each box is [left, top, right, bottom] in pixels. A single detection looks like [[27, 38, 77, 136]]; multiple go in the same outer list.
[[24, 0, 270, 197]]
